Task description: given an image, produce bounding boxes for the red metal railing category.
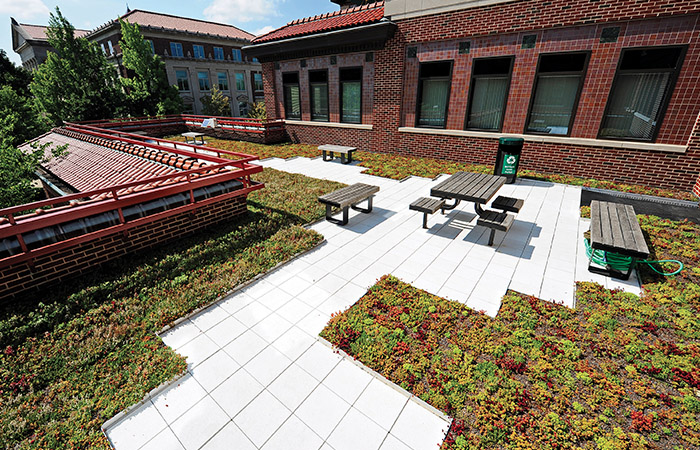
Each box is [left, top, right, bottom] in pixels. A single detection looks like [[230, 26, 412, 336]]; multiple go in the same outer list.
[[80, 114, 286, 134], [0, 124, 265, 267]]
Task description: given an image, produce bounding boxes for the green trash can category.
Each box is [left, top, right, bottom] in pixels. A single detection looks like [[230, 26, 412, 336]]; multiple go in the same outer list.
[[494, 137, 524, 184]]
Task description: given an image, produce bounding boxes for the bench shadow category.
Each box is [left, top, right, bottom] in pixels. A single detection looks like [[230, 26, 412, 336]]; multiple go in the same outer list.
[[426, 210, 478, 238], [342, 206, 396, 233]]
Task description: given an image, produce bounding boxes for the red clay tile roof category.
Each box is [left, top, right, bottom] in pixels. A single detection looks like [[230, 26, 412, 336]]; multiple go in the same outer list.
[[252, 1, 384, 43], [89, 9, 254, 41], [18, 24, 90, 41], [29, 132, 180, 194]]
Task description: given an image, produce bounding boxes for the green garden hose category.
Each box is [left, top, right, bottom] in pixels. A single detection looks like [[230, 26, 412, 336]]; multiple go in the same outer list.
[[584, 239, 684, 276]]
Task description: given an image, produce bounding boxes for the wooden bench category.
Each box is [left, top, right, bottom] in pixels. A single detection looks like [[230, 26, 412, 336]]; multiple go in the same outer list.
[[319, 144, 357, 164], [318, 183, 380, 225], [492, 195, 524, 213], [589, 200, 649, 280], [477, 210, 515, 246], [409, 197, 445, 229]]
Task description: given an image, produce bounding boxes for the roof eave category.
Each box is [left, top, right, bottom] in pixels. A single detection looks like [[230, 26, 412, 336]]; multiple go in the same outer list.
[[243, 20, 396, 62]]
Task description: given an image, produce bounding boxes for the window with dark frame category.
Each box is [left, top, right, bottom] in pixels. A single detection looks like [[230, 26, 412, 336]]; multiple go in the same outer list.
[[309, 70, 329, 122], [525, 52, 589, 136], [197, 71, 210, 91], [214, 47, 224, 61], [599, 46, 686, 141], [232, 49, 242, 62], [217, 71, 229, 91], [170, 42, 183, 57], [282, 72, 301, 120], [340, 67, 362, 124], [416, 61, 453, 128], [175, 70, 189, 91], [193, 44, 205, 59], [465, 56, 513, 131], [235, 72, 246, 91]]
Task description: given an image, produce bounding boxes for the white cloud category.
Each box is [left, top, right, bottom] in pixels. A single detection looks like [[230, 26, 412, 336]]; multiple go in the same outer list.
[[203, 0, 281, 23], [1, 0, 50, 20], [254, 25, 276, 36]]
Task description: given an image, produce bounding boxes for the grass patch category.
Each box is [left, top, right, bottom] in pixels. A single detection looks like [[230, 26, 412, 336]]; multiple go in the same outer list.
[[320, 215, 700, 449], [0, 168, 344, 449], [170, 136, 697, 201]]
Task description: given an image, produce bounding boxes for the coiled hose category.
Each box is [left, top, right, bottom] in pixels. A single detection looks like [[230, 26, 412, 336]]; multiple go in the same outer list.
[[584, 239, 683, 276]]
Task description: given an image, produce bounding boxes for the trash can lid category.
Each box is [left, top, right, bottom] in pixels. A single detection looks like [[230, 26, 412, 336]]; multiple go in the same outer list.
[[499, 137, 524, 146]]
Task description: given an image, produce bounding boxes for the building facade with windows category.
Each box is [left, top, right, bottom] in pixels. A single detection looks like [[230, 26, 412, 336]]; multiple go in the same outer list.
[[246, 0, 700, 194], [11, 9, 264, 116]]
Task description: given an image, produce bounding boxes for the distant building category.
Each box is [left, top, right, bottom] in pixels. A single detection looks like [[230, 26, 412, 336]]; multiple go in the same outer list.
[[245, 0, 700, 195], [11, 9, 264, 116]]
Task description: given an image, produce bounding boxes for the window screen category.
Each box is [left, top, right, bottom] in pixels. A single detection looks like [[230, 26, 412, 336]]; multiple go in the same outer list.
[[340, 67, 362, 124], [466, 57, 513, 130], [309, 70, 329, 122], [416, 61, 452, 128], [283, 72, 301, 120]]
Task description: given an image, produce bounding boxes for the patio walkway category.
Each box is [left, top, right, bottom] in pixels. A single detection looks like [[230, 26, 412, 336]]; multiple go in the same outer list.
[[104, 156, 642, 450]]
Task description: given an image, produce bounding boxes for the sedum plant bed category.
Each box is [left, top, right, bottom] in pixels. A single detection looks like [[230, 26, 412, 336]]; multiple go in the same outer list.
[[0, 168, 344, 449], [321, 215, 700, 450], [168, 136, 696, 202]]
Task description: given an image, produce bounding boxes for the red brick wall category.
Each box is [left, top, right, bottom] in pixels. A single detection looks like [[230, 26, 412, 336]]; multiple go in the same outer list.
[[0, 194, 248, 303], [285, 124, 372, 150], [399, 15, 699, 146]]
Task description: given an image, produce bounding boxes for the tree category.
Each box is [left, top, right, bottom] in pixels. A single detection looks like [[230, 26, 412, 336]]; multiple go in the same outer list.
[[0, 142, 67, 208], [0, 86, 49, 148], [247, 102, 267, 120], [118, 19, 182, 116], [30, 8, 122, 124], [0, 50, 33, 97], [201, 86, 231, 116]]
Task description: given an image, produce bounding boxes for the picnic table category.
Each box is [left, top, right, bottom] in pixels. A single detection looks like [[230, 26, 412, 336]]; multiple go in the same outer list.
[[431, 172, 506, 216], [182, 132, 205, 145]]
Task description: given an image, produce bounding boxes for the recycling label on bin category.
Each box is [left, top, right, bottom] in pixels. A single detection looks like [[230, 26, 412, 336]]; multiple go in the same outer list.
[[502, 154, 519, 175]]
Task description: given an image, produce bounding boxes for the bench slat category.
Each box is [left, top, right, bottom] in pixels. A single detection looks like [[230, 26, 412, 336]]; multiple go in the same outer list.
[[624, 204, 649, 255]]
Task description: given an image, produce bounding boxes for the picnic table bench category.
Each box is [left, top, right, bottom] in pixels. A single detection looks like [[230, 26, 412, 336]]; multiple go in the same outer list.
[[319, 145, 356, 164], [589, 200, 649, 280], [318, 183, 379, 225]]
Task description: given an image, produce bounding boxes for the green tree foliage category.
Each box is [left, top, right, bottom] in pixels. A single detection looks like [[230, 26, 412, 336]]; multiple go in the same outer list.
[[0, 142, 67, 209], [30, 8, 122, 124], [0, 50, 32, 97], [247, 101, 267, 120], [200, 86, 231, 116], [0, 86, 49, 148], [118, 19, 182, 116]]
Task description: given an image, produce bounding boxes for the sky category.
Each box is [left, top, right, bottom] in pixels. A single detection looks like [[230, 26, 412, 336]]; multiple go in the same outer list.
[[1, 0, 339, 65]]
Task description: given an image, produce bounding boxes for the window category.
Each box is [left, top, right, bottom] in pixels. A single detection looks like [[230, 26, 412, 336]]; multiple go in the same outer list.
[[175, 70, 190, 91], [170, 42, 183, 57], [416, 61, 452, 128], [235, 72, 246, 91], [252, 57, 259, 63], [282, 72, 301, 120], [238, 102, 249, 117], [232, 49, 242, 62], [253, 73, 264, 92], [525, 52, 589, 136], [145, 40, 155, 54], [193, 45, 205, 59], [599, 46, 686, 141], [107, 41, 114, 55], [100, 43, 106, 54], [309, 70, 329, 121], [217, 71, 229, 91], [465, 57, 513, 131], [198, 71, 210, 91], [214, 47, 224, 61], [340, 67, 362, 124]]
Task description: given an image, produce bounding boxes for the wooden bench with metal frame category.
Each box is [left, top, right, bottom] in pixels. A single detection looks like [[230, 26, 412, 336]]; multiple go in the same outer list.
[[318, 183, 379, 225]]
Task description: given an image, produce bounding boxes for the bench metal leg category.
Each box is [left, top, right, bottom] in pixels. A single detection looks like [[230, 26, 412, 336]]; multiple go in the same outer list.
[[588, 253, 636, 280], [350, 195, 373, 213], [422, 213, 428, 229], [326, 204, 349, 225], [488, 229, 496, 246], [341, 153, 348, 164], [322, 150, 330, 161], [441, 198, 461, 213]]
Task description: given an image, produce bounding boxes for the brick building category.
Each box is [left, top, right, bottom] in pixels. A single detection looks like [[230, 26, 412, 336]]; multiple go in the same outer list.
[[0, 125, 263, 302], [245, 0, 700, 196], [11, 9, 264, 116]]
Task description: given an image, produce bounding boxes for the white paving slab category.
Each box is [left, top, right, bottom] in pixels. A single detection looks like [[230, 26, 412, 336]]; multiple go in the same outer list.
[[105, 156, 642, 449]]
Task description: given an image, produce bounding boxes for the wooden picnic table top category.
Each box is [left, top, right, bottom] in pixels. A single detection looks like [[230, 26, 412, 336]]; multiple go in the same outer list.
[[431, 172, 506, 204], [590, 200, 649, 258]]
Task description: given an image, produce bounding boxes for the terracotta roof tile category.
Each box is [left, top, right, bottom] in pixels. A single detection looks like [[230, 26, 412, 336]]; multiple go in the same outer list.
[[19, 24, 90, 41], [253, 1, 384, 43], [91, 9, 254, 41]]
